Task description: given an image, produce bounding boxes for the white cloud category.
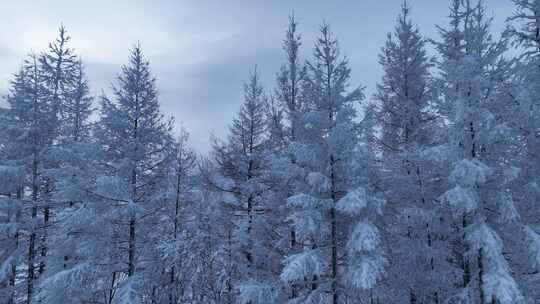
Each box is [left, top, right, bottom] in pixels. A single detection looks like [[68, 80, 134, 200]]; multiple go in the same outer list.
[[0, 0, 515, 152]]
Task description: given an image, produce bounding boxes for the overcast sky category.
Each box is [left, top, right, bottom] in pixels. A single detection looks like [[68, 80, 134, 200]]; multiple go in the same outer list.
[[0, 0, 515, 152]]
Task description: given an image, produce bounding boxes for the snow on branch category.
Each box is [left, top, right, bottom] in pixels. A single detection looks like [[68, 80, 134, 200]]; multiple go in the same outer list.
[[440, 186, 479, 215], [450, 159, 491, 187], [281, 249, 326, 282]]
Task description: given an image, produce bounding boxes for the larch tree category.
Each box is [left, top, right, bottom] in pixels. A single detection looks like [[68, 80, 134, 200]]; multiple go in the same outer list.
[[2, 54, 57, 304], [95, 44, 174, 303], [504, 0, 540, 301], [211, 67, 282, 304], [0, 165, 24, 304], [281, 23, 385, 304], [62, 60, 93, 143], [34, 57, 97, 303], [25, 24, 80, 285], [273, 14, 309, 300], [39, 24, 78, 138], [276, 13, 306, 143], [159, 127, 197, 303], [372, 2, 443, 303], [436, 1, 523, 303]]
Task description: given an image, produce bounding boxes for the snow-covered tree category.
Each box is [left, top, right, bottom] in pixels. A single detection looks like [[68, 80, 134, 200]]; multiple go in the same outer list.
[[0, 165, 24, 304], [271, 16, 312, 300], [61, 60, 93, 142], [374, 1, 434, 153], [281, 23, 385, 304], [210, 67, 286, 304], [39, 24, 78, 138], [94, 44, 174, 303], [157, 127, 197, 303], [504, 0, 540, 301], [32, 57, 97, 303], [372, 3, 444, 303], [276, 14, 306, 143], [435, 1, 523, 303], [34, 141, 104, 303], [28, 25, 82, 288], [2, 54, 57, 304]]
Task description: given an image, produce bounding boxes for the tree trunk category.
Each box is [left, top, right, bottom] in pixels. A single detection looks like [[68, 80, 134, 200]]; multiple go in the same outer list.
[[169, 267, 176, 304], [39, 184, 50, 275], [311, 240, 318, 292], [27, 151, 39, 304], [246, 195, 253, 269], [227, 227, 233, 304], [108, 272, 117, 304], [330, 154, 338, 304], [462, 214, 470, 288], [27, 233, 36, 304], [8, 188, 22, 304], [9, 235, 18, 304], [128, 218, 136, 276], [330, 207, 338, 304], [410, 288, 417, 304], [170, 165, 183, 304], [245, 154, 254, 304], [478, 248, 485, 304]]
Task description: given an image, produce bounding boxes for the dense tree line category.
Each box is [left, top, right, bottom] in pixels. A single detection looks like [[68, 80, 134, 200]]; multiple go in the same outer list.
[[1, 1, 540, 303]]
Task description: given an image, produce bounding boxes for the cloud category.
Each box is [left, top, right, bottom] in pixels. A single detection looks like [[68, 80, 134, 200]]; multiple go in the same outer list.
[[154, 32, 283, 151], [0, 0, 516, 152]]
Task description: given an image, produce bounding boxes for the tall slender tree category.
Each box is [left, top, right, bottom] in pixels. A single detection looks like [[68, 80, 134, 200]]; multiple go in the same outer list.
[[373, 2, 442, 303], [436, 1, 523, 303], [504, 0, 540, 301], [273, 15, 309, 300], [40, 24, 78, 139], [0, 165, 24, 304], [281, 23, 385, 304], [95, 44, 174, 302], [276, 13, 306, 143], [211, 67, 278, 304], [162, 128, 197, 303], [5, 55, 56, 304], [33, 55, 97, 304], [62, 60, 93, 143]]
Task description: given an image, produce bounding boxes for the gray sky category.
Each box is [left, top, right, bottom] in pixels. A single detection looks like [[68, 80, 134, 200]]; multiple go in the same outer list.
[[0, 0, 514, 152]]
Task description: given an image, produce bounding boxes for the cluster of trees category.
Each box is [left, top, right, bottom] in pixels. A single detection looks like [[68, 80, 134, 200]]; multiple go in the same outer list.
[[1, 0, 540, 303]]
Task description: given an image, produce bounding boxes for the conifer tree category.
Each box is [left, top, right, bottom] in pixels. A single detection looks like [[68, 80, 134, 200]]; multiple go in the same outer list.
[[281, 23, 385, 304], [373, 2, 443, 302], [504, 0, 540, 301], [211, 67, 279, 304], [436, 1, 523, 303], [276, 14, 306, 143], [3, 54, 56, 304], [0, 165, 24, 304], [62, 60, 93, 143], [39, 24, 78, 139], [95, 44, 174, 302]]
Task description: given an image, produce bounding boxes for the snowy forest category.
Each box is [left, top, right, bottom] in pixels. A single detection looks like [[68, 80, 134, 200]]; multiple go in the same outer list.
[[1, 0, 540, 303]]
